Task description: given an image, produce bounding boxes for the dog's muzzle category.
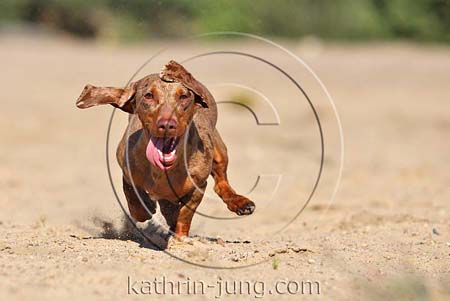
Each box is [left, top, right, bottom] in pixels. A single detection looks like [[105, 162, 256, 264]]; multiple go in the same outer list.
[[145, 136, 181, 170]]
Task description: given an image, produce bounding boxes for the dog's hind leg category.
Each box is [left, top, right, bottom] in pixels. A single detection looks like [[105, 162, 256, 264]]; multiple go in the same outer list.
[[211, 130, 255, 215]]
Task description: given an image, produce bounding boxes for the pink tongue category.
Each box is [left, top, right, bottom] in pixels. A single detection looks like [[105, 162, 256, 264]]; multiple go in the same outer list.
[[145, 137, 165, 170], [145, 137, 176, 170]]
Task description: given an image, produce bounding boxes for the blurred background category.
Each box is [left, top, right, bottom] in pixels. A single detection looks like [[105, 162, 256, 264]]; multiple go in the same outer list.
[[0, 0, 449, 43], [0, 1, 449, 300]]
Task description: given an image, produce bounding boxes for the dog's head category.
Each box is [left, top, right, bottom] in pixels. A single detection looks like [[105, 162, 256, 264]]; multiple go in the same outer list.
[[76, 60, 208, 170]]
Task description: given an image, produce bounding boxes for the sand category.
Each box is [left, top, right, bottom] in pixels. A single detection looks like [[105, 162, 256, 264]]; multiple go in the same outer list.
[[0, 34, 449, 300]]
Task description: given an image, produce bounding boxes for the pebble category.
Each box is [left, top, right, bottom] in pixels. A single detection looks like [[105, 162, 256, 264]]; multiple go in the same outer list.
[[289, 246, 308, 253], [308, 259, 315, 264]]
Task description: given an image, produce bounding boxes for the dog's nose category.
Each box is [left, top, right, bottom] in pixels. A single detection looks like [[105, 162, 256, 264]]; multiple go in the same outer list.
[[156, 117, 177, 136]]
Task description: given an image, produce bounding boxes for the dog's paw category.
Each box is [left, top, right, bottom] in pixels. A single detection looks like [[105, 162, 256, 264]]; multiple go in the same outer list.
[[236, 201, 255, 215], [226, 195, 255, 216]]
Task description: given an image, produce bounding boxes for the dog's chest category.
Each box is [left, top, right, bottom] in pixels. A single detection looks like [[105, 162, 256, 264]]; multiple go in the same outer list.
[[142, 148, 212, 201], [144, 172, 191, 201]]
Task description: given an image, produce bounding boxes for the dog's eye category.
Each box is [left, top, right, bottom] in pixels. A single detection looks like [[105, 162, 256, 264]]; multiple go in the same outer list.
[[144, 92, 153, 99], [179, 90, 191, 101]]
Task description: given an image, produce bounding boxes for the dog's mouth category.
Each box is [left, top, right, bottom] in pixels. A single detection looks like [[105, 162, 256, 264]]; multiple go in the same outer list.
[[145, 136, 181, 170]]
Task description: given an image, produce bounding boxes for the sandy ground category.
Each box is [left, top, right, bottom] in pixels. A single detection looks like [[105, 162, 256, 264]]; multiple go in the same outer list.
[[0, 34, 449, 300]]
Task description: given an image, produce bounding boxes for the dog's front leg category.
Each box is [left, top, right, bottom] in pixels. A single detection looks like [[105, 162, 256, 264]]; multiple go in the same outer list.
[[122, 177, 154, 222], [211, 130, 255, 216], [174, 183, 206, 237]]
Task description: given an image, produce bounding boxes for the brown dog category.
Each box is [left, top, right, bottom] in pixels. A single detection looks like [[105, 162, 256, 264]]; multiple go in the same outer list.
[[76, 61, 255, 238]]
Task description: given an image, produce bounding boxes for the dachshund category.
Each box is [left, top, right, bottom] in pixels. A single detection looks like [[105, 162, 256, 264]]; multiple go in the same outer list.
[[76, 60, 255, 239]]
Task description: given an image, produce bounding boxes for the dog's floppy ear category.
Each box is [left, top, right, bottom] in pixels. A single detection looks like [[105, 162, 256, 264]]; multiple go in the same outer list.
[[160, 60, 209, 108], [76, 82, 137, 113]]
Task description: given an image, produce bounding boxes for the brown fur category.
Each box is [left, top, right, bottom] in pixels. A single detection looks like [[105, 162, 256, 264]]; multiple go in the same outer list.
[[76, 61, 255, 238]]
